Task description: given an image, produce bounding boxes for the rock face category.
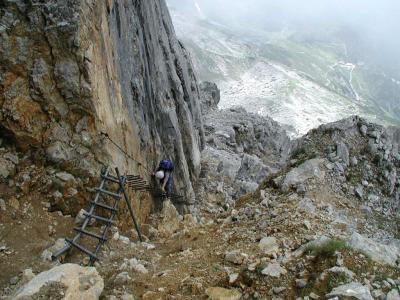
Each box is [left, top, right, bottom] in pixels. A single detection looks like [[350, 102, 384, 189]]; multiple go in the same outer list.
[[198, 88, 291, 203], [199, 81, 220, 114], [13, 264, 103, 300], [289, 115, 400, 215], [0, 0, 204, 214]]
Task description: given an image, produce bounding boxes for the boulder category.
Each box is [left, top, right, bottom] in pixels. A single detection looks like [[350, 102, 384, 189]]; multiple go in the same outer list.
[[158, 200, 180, 236], [225, 250, 245, 265], [0, 157, 16, 179], [55, 171, 76, 182], [258, 237, 279, 255], [281, 158, 326, 192], [261, 263, 287, 277], [205, 287, 242, 300], [387, 289, 400, 300], [13, 264, 103, 300], [41, 238, 67, 261], [336, 141, 350, 166], [348, 232, 400, 267], [326, 282, 373, 300], [199, 81, 220, 113]]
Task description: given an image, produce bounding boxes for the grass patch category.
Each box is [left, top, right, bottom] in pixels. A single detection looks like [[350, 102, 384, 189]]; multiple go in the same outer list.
[[305, 239, 347, 258]]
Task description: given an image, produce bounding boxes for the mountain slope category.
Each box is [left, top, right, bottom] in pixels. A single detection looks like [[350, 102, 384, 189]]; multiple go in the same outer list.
[[168, 3, 400, 137]]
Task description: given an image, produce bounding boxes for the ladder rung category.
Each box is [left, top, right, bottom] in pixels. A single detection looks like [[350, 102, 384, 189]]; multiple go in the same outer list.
[[101, 174, 121, 184], [91, 201, 117, 212], [127, 179, 147, 184], [83, 212, 114, 224], [95, 188, 121, 199], [128, 184, 149, 188], [65, 238, 98, 260], [74, 228, 107, 241]]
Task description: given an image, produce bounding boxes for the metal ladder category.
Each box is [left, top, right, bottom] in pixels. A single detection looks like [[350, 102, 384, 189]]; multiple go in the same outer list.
[[52, 167, 143, 265]]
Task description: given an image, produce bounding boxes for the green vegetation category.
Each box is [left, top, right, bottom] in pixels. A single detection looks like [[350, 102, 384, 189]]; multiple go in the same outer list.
[[305, 239, 347, 258]]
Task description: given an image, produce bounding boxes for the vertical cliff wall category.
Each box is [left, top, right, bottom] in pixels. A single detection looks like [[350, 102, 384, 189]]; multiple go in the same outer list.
[[0, 0, 204, 211]]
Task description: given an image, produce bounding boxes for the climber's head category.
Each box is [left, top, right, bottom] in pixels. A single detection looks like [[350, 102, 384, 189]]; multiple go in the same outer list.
[[155, 170, 165, 179]]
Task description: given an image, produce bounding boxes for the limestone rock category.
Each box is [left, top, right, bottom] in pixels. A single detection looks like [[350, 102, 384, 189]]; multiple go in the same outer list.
[[281, 158, 326, 191], [205, 287, 242, 300], [41, 238, 67, 261], [0, 0, 205, 214], [55, 171, 76, 182], [200, 82, 220, 113], [348, 232, 400, 267], [336, 141, 350, 166], [261, 263, 287, 277], [0, 199, 5, 211], [158, 200, 180, 236], [387, 289, 400, 300], [326, 282, 373, 300], [0, 157, 16, 179], [13, 264, 103, 300], [114, 272, 131, 285], [225, 250, 245, 265], [259, 237, 279, 255]]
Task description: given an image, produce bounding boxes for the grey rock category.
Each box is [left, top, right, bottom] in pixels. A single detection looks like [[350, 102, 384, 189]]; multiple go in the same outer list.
[[0, 157, 16, 179], [350, 156, 358, 166], [114, 272, 131, 285], [121, 294, 135, 300], [200, 81, 220, 113], [1, 0, 206, 210], [297, 198, 316, 214], [259, 237, 279, 255], [55, 172, 75, 182], [348, 232, 400, 267], [309, 292, 320, 299], [295, 278, 307, 289], [387, 289, 400, 300], [336, 141, 350, 166], [360, 125, 368, 136], [225, 250, 245, 265], [13, 264, 103, 300], [326, 282, 373, 300], [41, 238, 68, 261], [200, 102, 291, 202], [75, 209, 94, 226], [10, 276, 19, 285], [273, 287, 286, 294], [261, 263, 287, 277], [281, 158, 326, 192], [355, 186, 364, 199], [22, 269, 35, 283], [46, 141, 72, 164], [0, 199, 6, 211], [3, 153, 19, 165]]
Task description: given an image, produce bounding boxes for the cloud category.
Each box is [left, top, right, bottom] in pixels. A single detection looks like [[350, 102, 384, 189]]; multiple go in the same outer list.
[[167, 0, 400, 71]]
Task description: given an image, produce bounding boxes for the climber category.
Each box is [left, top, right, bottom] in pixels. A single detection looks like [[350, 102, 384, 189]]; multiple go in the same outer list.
[[153, 159, 174, 195]]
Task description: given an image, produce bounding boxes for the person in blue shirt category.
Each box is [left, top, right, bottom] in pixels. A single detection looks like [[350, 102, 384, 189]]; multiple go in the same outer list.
[[153, 159, 174, 195]]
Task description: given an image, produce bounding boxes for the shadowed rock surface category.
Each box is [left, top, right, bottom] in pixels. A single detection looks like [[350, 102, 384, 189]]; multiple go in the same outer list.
[[0, 0, 204, 215]]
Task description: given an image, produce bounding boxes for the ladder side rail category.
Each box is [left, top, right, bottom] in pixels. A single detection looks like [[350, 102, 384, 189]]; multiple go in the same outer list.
[[115, 167, 143, 242], [52, 167, 110, 260]]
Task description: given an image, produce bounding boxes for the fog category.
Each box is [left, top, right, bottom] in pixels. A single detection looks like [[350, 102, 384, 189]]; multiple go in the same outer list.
[[167, 0, 400, 72]]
